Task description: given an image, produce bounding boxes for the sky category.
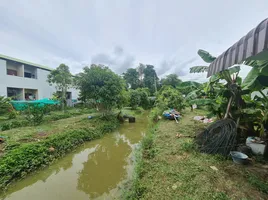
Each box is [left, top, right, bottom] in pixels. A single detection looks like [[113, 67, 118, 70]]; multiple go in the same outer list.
[[0, 0, 268, 82]]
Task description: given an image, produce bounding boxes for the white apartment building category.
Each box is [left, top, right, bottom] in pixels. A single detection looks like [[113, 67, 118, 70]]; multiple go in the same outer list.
[[0, 54, 79, 101]]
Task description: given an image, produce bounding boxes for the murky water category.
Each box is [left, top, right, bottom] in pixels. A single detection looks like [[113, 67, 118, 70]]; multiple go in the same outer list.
[[0, 113, 148, 200]]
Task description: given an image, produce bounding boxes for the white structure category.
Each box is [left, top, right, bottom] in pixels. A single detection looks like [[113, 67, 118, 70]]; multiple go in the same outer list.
[[0, 54, 79, 101]]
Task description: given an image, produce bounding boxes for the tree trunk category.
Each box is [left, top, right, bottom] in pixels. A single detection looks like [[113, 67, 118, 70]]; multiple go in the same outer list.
[[61, 88, 65, 112], [224, 96, 233, 119]]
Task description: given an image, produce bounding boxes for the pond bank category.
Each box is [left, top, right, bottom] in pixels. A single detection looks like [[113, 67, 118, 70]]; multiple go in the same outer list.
[[126, 109, 268, 199], [0, 111, 149, 199], [0, 115, 119, 191]]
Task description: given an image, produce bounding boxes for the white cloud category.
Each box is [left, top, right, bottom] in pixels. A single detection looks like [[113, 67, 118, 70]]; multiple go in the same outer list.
[[0, 0, 267, 82]]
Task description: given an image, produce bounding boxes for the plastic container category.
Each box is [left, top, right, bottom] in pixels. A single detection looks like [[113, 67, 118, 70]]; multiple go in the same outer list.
[[230, 151, 249, 165]]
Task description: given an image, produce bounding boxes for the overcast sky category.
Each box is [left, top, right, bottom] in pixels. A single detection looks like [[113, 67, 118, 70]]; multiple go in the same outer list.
[[1, 0, 267, 82]]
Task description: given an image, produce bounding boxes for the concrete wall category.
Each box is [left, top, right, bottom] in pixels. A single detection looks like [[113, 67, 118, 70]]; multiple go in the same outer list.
[[0, 59, 79, 100]]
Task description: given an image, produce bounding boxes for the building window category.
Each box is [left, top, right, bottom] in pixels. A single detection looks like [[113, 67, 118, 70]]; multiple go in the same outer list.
[[7, 69, 18, 76], [7, 87, 23, 100], [24, 72, 35, 78]]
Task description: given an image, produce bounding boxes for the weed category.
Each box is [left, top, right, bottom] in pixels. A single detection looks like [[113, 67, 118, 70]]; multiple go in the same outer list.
[[246, 172, 268, 194]]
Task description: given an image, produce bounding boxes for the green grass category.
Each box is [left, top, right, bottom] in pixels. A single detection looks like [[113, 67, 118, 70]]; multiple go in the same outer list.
[[126, 109, 268, 200]]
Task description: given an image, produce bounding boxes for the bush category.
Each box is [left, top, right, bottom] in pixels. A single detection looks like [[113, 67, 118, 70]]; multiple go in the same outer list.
[[23, 104, 46, 126], [156, 86, 186, 111], [129, 90, 141, 109], [8, 111, 17, 119], [129, 88, 151, 110], [0, 120, 29, 131]]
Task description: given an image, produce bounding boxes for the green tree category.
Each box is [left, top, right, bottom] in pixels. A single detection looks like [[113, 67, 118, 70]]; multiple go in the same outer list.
[[143, 65, 159, 95], [123, 68, 140, 89], [47, 64, 72, 111], [161, 74, 182, 88], [75, 64, 126, 113], [156, 86, 185, 111], [129, 90, 141, 109]]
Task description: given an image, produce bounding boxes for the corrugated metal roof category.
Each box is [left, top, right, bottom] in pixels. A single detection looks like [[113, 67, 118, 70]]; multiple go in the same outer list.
[[0, 54, 53, 71], [207, 18, 268, 77]]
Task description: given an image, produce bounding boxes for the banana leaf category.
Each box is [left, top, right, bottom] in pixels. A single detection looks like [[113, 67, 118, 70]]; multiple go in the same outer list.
[[197, 49, 216, 63], [242, 62, 268, 91], [189, 66, 209, 73]]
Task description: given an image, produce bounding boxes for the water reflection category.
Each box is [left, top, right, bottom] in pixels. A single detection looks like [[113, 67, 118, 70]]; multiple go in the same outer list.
[[0, 113, 148, 200], [77, 135, 131, 198]]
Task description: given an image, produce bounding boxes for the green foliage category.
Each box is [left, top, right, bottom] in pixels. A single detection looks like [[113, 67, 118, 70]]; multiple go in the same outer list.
[[75, 64, 126, 112], [8, 110, 17, 119], [149, 107, 164, 122], [143, 65, 159, 95], [177, 81, 202, 95], [161, 74, 182, 88], [129, 90, 141, 110], [0, 116, 119, 190], [23, 104, 45, 126], [47, 64, 73, 111], [0, 108, 93, 131], [190, 66, 209, 73], [157, 86, 185, 111], [123, 68, 140, 89], [0, 120, 28, 131], [0, 96, 12, 115], [129, 88, 150, 110], [197, 49, 217, 63], [137, 88, 150, 109], [242, 60, 268, 91], [189, 49, 216, 74]]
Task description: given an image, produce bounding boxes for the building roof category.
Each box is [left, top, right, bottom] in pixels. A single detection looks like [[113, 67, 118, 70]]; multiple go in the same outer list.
[[207, 18, 268, 77], [0, 54, 53, 71]]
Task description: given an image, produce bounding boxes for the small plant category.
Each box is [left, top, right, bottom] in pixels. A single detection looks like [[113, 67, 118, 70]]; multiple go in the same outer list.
[[23, 104, 45, 126], [8, 110, 17, 119]]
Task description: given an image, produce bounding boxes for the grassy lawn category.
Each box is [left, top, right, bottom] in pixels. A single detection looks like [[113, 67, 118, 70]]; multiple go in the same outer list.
[[132, 109, 268, 200]]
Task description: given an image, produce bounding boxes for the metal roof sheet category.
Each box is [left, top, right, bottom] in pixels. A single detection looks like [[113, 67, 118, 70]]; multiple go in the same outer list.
[[0, 54, 53, 71], [207, 18, 268, 77]]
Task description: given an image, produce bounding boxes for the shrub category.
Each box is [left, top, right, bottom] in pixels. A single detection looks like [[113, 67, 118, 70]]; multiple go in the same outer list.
[[23, 104, 45, 126], [156, 85, 186, 111], [8, 111, 17, 119], [129, 90, 141, 109]]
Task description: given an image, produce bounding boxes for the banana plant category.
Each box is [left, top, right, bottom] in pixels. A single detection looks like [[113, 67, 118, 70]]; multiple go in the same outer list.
[[240, 60, 268, 135], [189, 49, 216, 73]]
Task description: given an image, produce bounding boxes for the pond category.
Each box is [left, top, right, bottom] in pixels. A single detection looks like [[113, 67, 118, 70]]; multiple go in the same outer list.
[[0, 113, 149, 200]]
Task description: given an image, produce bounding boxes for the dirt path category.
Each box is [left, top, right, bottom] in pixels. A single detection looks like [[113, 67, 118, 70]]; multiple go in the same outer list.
[[136, 109, 268, 200]]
